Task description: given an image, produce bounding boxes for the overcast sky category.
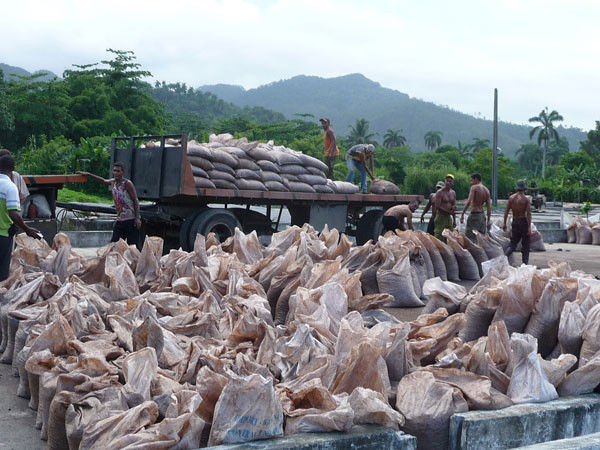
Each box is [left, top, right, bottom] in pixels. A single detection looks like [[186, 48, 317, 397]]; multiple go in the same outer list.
[[2, 0, 598, 130]]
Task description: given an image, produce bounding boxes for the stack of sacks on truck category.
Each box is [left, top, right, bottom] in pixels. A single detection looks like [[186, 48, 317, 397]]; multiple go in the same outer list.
[[3, 227, 600, 450], [183, 133, 360, 194]]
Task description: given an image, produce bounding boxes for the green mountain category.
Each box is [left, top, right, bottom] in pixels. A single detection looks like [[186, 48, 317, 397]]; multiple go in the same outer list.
[[151, 81, 286, 134], [200, 74, 586, 157], [0, 63, 60, 82]]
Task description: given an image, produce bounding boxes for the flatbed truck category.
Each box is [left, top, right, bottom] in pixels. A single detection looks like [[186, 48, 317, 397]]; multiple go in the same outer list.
[[59, 134, 422, 250]]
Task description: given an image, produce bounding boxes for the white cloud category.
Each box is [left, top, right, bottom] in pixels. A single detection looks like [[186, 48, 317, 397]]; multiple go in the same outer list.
[[1, 0, 598, 129]]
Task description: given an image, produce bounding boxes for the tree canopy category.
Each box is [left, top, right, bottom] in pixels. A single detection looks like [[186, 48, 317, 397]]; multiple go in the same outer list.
[[424, 130, 442, 150], [529, 107, 564, 178], [347, 118, 377, 146]]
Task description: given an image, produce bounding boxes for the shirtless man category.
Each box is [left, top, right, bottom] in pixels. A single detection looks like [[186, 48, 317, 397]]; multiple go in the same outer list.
[[460, 173, 491, 242], [383, 201, 419, 232], [420, 181, 444, 235], [434, 174, 457, 242], [503, 179, 532, 265]]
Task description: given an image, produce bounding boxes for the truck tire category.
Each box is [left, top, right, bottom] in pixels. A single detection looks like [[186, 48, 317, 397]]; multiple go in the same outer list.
[[179, 208, 208, 251], [356, 209, 384, 246], [187, 208, 241, 247]]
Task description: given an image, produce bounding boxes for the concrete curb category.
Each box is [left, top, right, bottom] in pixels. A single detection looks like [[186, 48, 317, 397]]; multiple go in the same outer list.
[[207, 425, 416, 449], [449, 395, 600, 450], [513, 431, 600, 449], [64, 231, 112, 248]]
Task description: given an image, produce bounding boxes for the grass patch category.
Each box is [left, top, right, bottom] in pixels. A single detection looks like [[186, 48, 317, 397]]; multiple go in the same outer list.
[[57, 188, 112, 204]]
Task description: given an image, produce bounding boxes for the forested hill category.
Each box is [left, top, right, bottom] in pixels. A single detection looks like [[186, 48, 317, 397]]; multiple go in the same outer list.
[[200, 74, 586, 157], [0, 63, 60, 82], [151, 82, 286, 133]]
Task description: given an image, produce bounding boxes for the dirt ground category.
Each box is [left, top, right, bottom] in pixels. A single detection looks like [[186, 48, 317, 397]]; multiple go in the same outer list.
[[2, 242, 600, 449]]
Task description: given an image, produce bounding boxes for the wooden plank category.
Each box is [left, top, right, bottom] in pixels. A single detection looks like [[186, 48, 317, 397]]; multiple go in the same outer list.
[[195, 188, 423, 204], [22, 174, 87, 185]]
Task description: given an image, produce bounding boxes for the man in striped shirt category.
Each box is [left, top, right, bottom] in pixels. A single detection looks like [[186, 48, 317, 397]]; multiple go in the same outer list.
[[0, 155, 40, 281]]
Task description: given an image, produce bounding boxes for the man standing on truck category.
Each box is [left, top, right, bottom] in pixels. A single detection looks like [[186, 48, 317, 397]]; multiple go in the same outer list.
[[320, 118, 339, 179], [460, 173, 491, 242], [0, 149, 29, 206], [1, 155, 40, 281], [78, 162, 141, 247], [434, 174, 457, 242], [420, 181, 444, 235], [383, 201, 419, 232], [503, 179, 532, 265], [345, 144, 375, 194]]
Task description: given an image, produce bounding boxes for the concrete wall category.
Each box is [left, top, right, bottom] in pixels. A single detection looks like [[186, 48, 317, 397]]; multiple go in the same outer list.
[[64, 231, 112, 248], [208, 425, 416, 450], [449, 395, 600, 450], [513, 431, 600, 449]]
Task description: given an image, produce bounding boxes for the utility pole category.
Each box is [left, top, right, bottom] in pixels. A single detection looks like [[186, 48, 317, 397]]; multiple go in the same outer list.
[[492, 88, 498, 207]]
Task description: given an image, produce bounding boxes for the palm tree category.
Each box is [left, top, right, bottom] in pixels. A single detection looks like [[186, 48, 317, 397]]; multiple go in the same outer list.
[[471, 137, 490, 153], [424, 130, 442, 150], [383, 129, 406, 148], [529, 107, 564, 178], [456, 140, 474, 159], [348, 118, 378, 146]]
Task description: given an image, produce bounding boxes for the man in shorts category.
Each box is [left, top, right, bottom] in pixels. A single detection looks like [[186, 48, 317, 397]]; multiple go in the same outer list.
[[434, 174, 457, 242], [420, 181, 444, 235], [460, 172, 491, 242], [383, 201, 419, 232]]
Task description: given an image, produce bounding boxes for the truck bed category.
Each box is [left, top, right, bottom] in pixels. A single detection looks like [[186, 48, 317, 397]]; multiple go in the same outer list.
[[111, 135, 422, 206], [194, 187, 421, 207]]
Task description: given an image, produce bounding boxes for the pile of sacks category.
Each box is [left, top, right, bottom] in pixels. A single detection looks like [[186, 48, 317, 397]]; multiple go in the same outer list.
[[568, 216, 600, 245], [145, 134, 402, 195], [185, 133, 360, 194], [487, 219, 546, 252], [2, 225, 598, 450]]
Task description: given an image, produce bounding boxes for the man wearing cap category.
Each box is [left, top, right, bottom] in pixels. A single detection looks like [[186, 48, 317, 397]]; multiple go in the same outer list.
[[345, 144, 375, 194], [503, 179, 532, 265], [460, 173, 491, 242], [383, 200, 419, 232], [421, 181, 444, 235], [434, 174, 457, 242], [320, 118, 339, 179]]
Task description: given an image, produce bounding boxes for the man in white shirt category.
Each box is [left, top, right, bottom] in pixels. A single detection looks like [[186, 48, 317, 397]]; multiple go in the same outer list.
[[0, 149, 29, 206], [0, 155, 39, 281]]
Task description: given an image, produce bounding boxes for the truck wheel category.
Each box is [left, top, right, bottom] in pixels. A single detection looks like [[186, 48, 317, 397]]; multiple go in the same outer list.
[[179, 208, 208, 251], [187, 209, 241, 247], [356, 209, 384, 245]]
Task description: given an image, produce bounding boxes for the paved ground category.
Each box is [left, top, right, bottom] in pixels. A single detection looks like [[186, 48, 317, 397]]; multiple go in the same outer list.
[[2, 242, 600, 449], [0, 363, 44, 450]]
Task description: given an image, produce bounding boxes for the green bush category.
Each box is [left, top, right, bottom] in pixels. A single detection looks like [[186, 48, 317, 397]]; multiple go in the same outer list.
[[402, 166, 470, 199], [16, 135, 111, 197], [553, 185, 600, 203], [17, 135, 73, 175]]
